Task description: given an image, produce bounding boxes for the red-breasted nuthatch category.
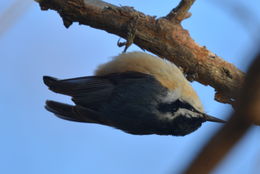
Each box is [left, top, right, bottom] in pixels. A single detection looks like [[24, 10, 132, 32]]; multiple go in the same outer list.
[[43, 52, 225, 136]]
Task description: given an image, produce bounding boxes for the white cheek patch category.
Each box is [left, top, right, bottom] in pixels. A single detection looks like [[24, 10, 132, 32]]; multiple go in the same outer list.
[[173, 108, 202, 119], [156, 108, 203, 121], [157, 112, 174, 120]]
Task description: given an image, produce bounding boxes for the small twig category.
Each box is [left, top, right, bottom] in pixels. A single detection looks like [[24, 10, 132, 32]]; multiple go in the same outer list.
[[183, 52, 260, 174], [166, 0, 195, 23]]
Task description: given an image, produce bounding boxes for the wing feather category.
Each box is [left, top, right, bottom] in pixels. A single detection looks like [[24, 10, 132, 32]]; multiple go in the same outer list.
[[44, 72, 154, 109], [44, 72, 157, 123]]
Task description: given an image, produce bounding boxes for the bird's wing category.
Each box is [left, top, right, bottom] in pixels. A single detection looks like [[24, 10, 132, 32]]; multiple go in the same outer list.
[[43, 75, 114, 110], [43, 72, 152, 109], [43, 72, 155, 123]]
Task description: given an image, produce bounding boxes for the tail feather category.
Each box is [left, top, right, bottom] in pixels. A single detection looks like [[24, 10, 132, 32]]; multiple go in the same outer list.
[[45, 100, 97, 123]]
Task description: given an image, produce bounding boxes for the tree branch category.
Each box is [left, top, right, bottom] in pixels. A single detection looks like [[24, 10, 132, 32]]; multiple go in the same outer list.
[[183, 52, 260, 174], [35, 0, 245, 105], [166, 0, 195, 23]]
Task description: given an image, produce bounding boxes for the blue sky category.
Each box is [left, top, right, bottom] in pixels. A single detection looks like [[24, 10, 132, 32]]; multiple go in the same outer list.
[[0, 0, 260, 174]]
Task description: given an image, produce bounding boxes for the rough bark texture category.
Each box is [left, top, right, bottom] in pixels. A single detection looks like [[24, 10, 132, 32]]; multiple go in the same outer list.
[[36, 0, 245, 105]]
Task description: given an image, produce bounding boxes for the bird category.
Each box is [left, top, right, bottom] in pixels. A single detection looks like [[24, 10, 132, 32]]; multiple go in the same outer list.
[[43, 51, 225, 136]]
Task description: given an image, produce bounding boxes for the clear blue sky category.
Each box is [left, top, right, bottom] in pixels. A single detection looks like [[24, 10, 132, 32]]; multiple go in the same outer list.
[[1, 0, 260, 174]]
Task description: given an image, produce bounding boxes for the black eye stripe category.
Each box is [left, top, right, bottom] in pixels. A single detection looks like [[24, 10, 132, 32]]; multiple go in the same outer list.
[[157, 99, 197, 113]]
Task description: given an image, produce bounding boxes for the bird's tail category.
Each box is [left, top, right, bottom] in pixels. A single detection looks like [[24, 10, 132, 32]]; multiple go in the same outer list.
[[45, 100, 98, 123]]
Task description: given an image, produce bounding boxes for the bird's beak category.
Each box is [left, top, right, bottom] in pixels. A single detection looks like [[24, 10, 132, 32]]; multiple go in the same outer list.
[[204, 114, 226, 123]]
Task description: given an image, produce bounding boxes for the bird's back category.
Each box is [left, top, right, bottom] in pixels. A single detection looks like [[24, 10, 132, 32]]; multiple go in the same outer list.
[[95, 52, 204, 112]]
